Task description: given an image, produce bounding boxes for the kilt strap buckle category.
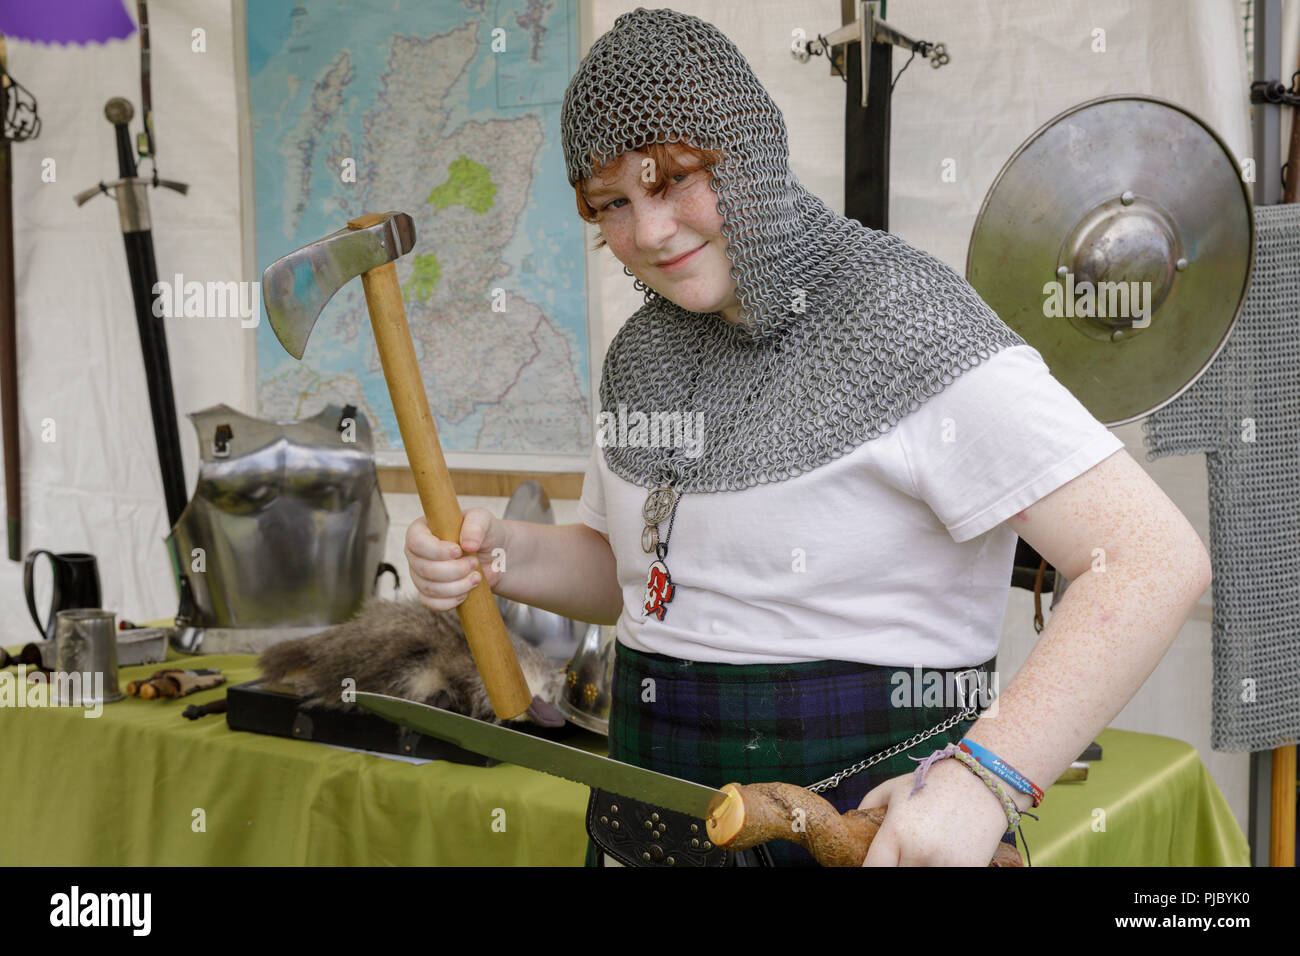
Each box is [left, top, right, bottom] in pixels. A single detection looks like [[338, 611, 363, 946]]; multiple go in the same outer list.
[[953, 667, 982, 711]]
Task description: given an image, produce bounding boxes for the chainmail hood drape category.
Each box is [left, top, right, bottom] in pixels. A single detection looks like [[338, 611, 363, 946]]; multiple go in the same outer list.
[[561, 7, 1026, 493]]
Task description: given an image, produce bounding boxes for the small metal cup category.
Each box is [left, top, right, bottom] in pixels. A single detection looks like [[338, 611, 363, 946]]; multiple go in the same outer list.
[[53, 609, 126, 705]]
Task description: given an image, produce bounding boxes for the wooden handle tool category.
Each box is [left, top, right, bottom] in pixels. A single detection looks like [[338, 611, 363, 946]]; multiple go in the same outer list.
[[348, 215, 533, 719], [706, 781, 1025, 867], [262, 211, 534, 720]]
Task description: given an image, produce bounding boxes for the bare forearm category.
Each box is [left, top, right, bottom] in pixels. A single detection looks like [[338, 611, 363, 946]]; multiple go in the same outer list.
[[491, 521, 623, 626], [964, 556, 1210, 803]]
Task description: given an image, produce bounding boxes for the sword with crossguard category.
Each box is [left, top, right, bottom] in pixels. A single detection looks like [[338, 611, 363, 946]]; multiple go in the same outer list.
[[355, 692, 1024, 867]]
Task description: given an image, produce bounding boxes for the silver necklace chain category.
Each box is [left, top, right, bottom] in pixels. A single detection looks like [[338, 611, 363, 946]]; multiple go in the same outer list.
[[804, 706, 981, 794]]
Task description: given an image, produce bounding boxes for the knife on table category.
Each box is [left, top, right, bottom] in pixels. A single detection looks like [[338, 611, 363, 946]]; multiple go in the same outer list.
[[355, 691, 1024, 867]]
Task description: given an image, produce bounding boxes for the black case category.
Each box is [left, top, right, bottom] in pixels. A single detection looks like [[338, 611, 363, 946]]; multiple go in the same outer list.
[[225, 679, 581, 763], [1079, 740, 1103, 762]]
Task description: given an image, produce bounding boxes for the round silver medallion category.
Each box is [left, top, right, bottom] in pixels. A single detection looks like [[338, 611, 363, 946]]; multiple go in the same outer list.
[[642, 486, 675, 524]]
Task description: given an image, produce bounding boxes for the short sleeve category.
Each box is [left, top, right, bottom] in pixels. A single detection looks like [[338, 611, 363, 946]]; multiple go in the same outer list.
[[896, 345, 1125, 543], [575, 442, 609, 534]]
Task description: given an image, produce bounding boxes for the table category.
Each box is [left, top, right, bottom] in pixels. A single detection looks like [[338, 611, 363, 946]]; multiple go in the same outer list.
[[1018, 727, 1249, 866], [0, 648, 1248, 865]]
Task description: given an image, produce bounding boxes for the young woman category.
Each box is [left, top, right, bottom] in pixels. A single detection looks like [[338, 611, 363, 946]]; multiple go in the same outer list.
[[405, 8, 1211, 867]]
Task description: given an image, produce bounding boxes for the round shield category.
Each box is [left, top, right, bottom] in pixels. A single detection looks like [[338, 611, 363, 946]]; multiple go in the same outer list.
[[967, 94, 1253, 425]]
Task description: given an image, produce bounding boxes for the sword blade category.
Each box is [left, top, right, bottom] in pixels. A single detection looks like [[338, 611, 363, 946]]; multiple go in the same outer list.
[[355, 692, 723, 818]]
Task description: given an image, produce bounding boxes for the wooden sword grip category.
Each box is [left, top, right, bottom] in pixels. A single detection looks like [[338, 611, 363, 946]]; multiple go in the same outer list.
[[706, 782, 1025, 867], [357, 255, 533, 720]]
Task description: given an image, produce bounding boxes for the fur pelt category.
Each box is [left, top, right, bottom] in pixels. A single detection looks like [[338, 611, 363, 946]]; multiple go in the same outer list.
[[258, 596, 565, 725]]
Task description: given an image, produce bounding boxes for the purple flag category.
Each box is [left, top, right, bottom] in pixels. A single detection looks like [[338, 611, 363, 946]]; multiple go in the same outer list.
[[0, 0, 135, 46]]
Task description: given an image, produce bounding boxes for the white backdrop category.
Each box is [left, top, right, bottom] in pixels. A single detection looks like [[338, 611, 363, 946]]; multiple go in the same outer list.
[[1, 0, 1289, 842]]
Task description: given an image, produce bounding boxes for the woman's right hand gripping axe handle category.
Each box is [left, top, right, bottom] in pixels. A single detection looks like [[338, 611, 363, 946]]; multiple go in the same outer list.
[[260, 211, 534, 719]]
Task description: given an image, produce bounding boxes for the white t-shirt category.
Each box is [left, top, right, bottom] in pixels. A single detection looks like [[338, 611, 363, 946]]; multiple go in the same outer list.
[[576, 344, 1124, 668]]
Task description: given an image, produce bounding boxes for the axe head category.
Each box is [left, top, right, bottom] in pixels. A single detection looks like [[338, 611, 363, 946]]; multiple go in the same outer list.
[[261, 211, 416, 359]]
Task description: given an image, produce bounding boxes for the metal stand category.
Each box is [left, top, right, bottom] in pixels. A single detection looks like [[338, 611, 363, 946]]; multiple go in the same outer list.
[[1248, 0, 1297, 869], [845, 34, 892, 229], [0, 36, 38, 560], [796, 1, 949, 231]]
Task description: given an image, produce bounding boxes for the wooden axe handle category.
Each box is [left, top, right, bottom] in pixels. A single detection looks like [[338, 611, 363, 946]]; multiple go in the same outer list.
[[353, 227, 533, 720], [706, 781, 1025, 867]]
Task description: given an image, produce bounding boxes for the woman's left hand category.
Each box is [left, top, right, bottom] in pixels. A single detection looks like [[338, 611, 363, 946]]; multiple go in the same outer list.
[[857, 756, 1017, 866]]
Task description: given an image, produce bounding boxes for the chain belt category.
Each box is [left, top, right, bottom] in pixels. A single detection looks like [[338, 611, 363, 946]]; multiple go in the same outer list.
[[804, 667, 986, 795]]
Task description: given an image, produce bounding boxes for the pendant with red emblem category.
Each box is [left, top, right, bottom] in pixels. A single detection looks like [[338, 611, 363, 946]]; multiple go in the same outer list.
[[643, 557, 675, 621]]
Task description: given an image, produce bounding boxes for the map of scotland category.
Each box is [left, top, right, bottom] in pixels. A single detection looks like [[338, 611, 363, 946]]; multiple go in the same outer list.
[[248, 0, 590, 459]]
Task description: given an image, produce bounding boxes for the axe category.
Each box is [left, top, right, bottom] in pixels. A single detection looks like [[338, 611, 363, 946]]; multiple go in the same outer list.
[[261, 212, 533, 719]]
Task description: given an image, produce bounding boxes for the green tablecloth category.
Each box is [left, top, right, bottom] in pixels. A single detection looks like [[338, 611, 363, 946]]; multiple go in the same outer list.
[[1018, 727, 1248, 866], [0, 649, 1248, 866]]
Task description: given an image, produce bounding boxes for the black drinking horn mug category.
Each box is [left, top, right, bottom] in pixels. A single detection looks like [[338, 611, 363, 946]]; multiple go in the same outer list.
[[23, 550, 103, 643]]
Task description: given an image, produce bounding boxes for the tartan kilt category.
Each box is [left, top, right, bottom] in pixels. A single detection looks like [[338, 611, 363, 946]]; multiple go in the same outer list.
[[584, 641, 1018, 867]]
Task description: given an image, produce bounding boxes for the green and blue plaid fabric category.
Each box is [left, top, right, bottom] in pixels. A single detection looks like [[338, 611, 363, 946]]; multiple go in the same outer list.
[[586, 641, 1014, 866]]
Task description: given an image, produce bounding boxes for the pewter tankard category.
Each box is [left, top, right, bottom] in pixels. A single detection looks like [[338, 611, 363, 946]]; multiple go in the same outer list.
[[53, 609, 125, 705]]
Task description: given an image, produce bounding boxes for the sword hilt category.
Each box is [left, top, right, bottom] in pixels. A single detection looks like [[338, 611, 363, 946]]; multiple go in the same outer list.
[[705, 781, 1025, 867], [73, 176, 189, 208]]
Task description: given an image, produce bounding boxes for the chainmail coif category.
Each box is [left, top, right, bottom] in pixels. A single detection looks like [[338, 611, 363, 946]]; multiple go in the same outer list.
[[561, 7, 1026, 492]]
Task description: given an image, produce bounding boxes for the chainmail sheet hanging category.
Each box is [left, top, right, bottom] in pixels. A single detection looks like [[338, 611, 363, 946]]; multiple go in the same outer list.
[[560, 7, 1026, 493], [1143, 202, 1300, 753]]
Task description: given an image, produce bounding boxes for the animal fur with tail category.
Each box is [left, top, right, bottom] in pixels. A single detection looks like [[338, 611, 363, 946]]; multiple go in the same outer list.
[[258, 597, 567, 725]]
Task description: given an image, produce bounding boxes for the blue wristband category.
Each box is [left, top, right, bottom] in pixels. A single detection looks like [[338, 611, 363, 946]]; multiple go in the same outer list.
[[957, 737, 1044, 807]]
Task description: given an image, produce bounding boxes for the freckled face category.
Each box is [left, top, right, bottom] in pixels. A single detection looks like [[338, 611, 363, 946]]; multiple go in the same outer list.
[[584, 149, 742, 324]]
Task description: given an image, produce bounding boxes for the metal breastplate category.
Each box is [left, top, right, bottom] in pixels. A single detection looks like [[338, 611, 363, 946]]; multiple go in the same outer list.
[[166, 403, 389, 628]]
